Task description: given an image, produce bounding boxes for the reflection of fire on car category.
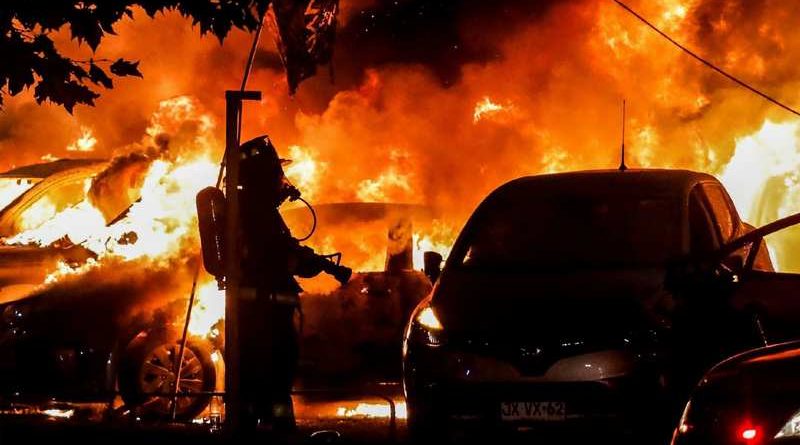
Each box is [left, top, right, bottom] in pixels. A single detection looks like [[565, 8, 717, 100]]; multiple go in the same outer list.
[[403, 169, 800, 442], [672, 340, 800, 445], [0, 268, 220, 421], [0, 159, 220, 420]]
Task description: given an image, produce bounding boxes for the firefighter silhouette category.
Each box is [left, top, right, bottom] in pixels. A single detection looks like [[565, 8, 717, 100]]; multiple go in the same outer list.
[[237, 135, 351, 431]]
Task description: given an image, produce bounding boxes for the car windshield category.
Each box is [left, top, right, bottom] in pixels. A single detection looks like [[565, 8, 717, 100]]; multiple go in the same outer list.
[[458, 193, 682, 269]]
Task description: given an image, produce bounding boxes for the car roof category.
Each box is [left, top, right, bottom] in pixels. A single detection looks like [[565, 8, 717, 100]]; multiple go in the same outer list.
[[0, 159, 107, 180], [704, 340, 800, 380], [488, 169, 719, 201]]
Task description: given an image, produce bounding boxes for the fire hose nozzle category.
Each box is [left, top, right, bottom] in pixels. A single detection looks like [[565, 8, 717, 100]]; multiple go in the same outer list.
[[324, 262, 352, 285]]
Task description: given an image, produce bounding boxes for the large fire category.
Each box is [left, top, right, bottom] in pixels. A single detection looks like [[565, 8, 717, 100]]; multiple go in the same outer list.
[[0, 94, 456, 343], [1, 1, 800, 390], [0, 97, 227, 339]]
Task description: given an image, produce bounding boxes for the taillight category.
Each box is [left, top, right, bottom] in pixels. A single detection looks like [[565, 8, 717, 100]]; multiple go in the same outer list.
[[738, 423, 761, 443]]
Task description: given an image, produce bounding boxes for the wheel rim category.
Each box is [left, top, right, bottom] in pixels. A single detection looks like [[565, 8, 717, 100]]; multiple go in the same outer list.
[[137, 342, 207, 417]]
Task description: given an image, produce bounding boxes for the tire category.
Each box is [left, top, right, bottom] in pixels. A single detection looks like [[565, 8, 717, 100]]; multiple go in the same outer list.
[[119, 332, 217, 421]]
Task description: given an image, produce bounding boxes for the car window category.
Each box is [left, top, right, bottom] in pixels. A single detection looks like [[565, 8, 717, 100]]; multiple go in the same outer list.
[[15, 180, 88, 232], [689, 187, 718, 255], [459, 194, 682, 269], [700, 183, 737, 242]]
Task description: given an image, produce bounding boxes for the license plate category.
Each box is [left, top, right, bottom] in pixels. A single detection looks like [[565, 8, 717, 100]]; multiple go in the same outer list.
[[500, 401, 566, 422]]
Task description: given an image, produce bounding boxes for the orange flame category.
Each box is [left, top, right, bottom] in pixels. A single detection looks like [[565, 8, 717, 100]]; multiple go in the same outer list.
[[473, 97, 507, 123], [336, 402, 407, 419], [66, 127, 97, 153]]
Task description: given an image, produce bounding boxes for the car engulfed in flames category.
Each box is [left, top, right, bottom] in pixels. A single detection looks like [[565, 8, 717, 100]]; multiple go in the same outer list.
[[0, 155, 226, 421], [0, 155, 450, 422]]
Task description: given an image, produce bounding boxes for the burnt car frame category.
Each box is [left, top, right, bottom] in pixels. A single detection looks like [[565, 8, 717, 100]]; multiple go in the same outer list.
[[0, 159, 220, 420], [403, 169, 800, 442], [0, 163, 436, 421]]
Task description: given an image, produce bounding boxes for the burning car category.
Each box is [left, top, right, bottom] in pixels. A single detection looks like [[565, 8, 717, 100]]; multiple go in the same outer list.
[[402, 169, 800, 442], [283, 202, 437, 386], [0, 158, 223, 421], [0, 159, 108, 303], [0, 158, 443, 422]]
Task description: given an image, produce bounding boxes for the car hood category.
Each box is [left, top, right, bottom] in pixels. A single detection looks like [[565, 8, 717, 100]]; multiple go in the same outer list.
[[430, 268, 669, 372]]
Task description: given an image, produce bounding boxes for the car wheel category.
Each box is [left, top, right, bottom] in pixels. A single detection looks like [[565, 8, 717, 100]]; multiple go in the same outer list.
[[119, 333, 216, 421]]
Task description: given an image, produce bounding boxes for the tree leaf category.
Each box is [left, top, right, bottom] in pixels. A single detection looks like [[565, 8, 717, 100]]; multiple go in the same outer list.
[[69, 8, 104, 51], [109, 58, 143, 78], [89, 63, 114, 89], [34, 78, 99, 114], [7, 68, 35, 95], [0, 0, 282, 112]]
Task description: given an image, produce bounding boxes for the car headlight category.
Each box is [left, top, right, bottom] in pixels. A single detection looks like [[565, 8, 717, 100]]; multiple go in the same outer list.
[[776, 409, 800, 438], [406, 303, 445, 348], [417, 307, 443, 331]]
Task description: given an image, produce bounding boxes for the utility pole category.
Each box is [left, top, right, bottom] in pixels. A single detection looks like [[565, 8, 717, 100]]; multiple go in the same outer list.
[[224, 89, 261, 434]]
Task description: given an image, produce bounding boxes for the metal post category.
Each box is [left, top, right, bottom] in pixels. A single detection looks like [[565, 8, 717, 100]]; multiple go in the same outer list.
[[223, 90, 262, 434]]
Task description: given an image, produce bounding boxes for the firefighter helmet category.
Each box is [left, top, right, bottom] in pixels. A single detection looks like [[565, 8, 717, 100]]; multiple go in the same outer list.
[[239, 135, 291, 165]]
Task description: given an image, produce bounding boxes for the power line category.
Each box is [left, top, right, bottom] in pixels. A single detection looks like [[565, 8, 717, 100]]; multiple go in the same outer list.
[[613, 0, 800, 118]]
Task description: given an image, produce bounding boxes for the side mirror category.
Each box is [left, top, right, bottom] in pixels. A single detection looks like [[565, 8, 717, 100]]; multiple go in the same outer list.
[[423, 251, 443, 283]]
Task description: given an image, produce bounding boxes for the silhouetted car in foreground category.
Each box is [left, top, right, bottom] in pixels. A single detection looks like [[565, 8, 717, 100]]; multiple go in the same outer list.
[[403, 169, 800, 442], [672, 340, 800, 445]]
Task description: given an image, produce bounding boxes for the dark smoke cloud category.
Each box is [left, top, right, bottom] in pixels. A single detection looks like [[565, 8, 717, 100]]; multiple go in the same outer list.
[[333, 0, 563, 85], [256, 0, 565, 90]]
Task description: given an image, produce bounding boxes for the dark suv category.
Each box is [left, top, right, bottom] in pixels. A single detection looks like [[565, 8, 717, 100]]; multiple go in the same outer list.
[[403, 169, 800, 441]]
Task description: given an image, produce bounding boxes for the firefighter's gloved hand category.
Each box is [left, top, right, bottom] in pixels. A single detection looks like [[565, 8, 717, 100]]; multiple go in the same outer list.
[[291, 244, 352, 284]]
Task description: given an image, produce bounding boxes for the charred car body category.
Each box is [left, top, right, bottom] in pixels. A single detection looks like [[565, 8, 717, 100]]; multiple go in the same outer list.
[[0, 160, 435, 421], [403, 169, 800, 441], [283, 202, 434, 386], [0, 159, 220, 420]]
